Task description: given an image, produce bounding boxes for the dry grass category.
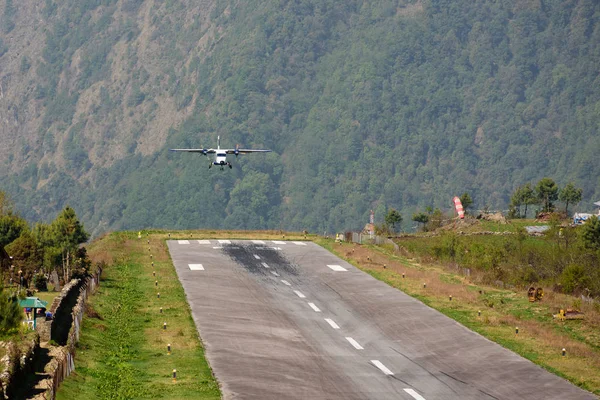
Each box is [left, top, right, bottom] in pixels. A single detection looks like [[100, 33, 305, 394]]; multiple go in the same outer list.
[[322, 239, 600, 395]]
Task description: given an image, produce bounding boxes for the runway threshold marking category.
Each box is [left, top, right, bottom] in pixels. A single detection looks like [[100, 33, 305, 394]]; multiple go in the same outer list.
[[189, 264, 204, 271], [261, 262, 270, 268], [327, 264, 347, 272], [293, 290, 306, 298], [308, 302, 321, 312], [345, 337, 364, 350], [270, 271, 280, 277], [253, 254, 261, 259], [281, 280, 291, 286], [252, 240, 265, 244], [292, 241, 307, 245], [178, 240, 190, 244], [325, 318, 340, 329], [197, 240, 210, 244], [218, 240, 231, 244], [272, 240, 286, 244], [371, 360, 394, 376], [403, 388, 426, 400]]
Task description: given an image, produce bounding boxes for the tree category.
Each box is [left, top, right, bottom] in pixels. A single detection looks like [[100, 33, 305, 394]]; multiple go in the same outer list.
[[412, 212, 429, 231], [535, 178, 559, 213], [50, 206, 89, 282], [459, 193, 473, 214], [559, 183, 582, 216], [384, 209, 402, 233], [582, 215, 600, 250], [0, 287, 21, 334], [5, 232, 41, 286], [510, 183, 536, 218]]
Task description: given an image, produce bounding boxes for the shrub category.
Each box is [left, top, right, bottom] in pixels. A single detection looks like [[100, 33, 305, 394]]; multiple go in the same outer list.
[[560, 264, 589, 294]]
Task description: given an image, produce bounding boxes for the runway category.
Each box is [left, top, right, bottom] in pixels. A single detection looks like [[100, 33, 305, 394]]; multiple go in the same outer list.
[[167, 240, 595, 400]]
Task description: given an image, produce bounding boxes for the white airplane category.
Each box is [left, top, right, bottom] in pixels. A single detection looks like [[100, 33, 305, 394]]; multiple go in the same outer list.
[[169, 136, 272, 170]]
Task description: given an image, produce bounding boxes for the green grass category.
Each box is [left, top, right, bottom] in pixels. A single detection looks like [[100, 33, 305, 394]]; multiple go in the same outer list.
[[56, 232, 220, 400]]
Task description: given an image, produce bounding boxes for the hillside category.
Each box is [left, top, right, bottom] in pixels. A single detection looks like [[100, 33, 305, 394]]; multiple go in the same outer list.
[[1, 0, 599, 236]]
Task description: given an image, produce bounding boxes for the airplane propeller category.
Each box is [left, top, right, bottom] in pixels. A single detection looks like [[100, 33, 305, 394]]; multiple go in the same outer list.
[[235, 144, 240, 157]]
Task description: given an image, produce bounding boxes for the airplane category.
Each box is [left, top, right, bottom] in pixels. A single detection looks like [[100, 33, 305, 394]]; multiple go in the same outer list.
[[169, 136, 272, 170]]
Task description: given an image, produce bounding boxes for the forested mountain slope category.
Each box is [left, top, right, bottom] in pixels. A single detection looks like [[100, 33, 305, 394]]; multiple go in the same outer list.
[[1, 0, 599, 236]]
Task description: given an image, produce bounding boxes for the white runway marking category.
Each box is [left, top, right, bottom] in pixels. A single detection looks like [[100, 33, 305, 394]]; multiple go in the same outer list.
[[371, 360, 394, 376], [178, 240, 190, 244], [197, 240, 210, 244], [308, 302, 321, 312], [327, 264, 347, 271], [270, 271, 280, 277], [189, 264, 204, 271], [272, 240, 286, 244], [212, 246, 223, 249], [325, 318, 340, 329], [404, 388, 426, 400], [253, 254, 261, 259], [256, 247, 282, 250], [292, 241, 307, 245], [261, 262, 270, 269], [345, 337, 364, 350], [218, 240, 231, 244], [293, 290, 306, 299], [252, 240, 265, 244], [281, 280, 291, 286]]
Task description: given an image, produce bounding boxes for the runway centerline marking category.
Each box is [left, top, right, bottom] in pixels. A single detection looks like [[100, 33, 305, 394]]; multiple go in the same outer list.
[[270, 271, 280, 277], [218, 240, 231, 244], [292, 241, 307, 245], [252, 240, 265, 244], [293, 290, 306, 298], [404, 388, 427, 400], [188, 264, 204, 271], [272, 240, 286, 244], [261, 262, 270, 268], [281, 280, 291, 286], [197, 240, 210, 244], [178, 240, 190, 244], [325, 318, 340, 329], [327, 264, 347, 272], [212, 246, 223, 249], [345, 337, 364, 350], [308, 302, 321, 312], [253, 254, 261, 260], [371, 360, 394, 375]]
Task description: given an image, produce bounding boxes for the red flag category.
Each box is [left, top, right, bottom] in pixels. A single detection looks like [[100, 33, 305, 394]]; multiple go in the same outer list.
[[453, 196, 465, 219]]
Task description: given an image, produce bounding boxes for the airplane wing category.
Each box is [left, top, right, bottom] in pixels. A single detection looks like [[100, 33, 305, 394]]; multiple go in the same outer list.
[[224, 149, 272, 154], [169, 149, 215, 155]]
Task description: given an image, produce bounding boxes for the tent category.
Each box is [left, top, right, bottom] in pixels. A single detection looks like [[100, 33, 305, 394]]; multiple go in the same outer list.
[[19, 297, 48, 329]]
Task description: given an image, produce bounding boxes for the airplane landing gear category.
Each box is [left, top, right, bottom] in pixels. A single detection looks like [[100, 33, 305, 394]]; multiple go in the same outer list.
[[208, 163, 212, 169], [228, 163, 232, 169]]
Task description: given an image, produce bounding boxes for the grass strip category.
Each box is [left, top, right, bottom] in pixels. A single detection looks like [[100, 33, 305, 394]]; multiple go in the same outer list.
[[56, 232, 220, 399]]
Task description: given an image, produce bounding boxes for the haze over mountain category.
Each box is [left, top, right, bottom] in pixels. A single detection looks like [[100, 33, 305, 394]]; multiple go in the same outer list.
[[1, 0, 599, 236]]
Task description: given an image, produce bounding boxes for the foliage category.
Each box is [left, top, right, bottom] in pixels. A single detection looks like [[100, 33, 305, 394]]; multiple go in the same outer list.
[[384, 208, 402, 233], [509, 183, 536, 219], [582, 215, 600, 250], [33, 273, 48, 291], [0, 287, 21, 334], [535, 178, 559, 214], [559, 264, 589, 294], [559, 183, 582, 215], [459, 193, 473, 214], [1, 0, 600, 235]]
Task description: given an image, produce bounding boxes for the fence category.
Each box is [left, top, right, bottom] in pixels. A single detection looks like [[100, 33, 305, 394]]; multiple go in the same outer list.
[[347, 232, 399, 251], [37, 267, 102, 399]]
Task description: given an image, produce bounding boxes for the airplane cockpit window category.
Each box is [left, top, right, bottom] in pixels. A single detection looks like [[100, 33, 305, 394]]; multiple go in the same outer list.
[[217, 153, 226, 157]]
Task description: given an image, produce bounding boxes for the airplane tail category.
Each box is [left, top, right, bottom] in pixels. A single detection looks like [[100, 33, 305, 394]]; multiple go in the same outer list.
[[217, 136, 220, 149]]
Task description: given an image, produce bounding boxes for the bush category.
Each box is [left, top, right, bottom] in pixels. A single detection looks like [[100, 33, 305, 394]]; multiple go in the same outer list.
[[559, 264, 589, 294], [33, 273, 48, 291]]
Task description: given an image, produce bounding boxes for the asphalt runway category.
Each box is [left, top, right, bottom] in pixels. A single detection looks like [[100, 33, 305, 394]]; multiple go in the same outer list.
[[167, 240, 595, 400]]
